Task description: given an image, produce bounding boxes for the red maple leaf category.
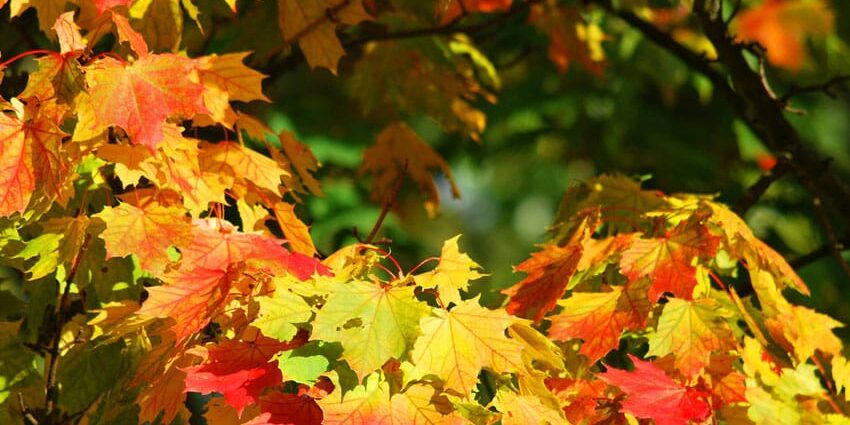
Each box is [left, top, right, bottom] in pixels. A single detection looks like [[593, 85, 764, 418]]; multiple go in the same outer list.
[[183, 336, 290, 415], [242, 392, 324, 425], [547, 282, 650, 363], [503, 242, 583, 322], [620, 218, 719, 301], [93, 0, 133, 16], [599, 355, 712, 425], [181, 219, 329, 280]]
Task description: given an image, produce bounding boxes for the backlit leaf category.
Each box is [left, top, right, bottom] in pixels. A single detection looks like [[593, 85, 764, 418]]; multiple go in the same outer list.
[[311, 279, 431, 379], [82, 54, 207, 150], [599, 355, 712, 425], [408, 298, 524, 394], [359, 122, 459, 217]]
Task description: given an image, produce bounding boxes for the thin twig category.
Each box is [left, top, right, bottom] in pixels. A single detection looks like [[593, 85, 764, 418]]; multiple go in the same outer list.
[[732, 156, 790, 215], [364, 161, 407, 244], [791, 236, 850, 269], [44, 234, 92, 420], [807, 190, 850, 279], [284, 0, 352, 44], [781, 75, 850, 103], [18, 392, 39, 425]]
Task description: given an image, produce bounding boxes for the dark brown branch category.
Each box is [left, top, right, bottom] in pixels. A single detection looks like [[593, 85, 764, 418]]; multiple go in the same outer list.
[[588, 0, 736, 102], [792, 236, 850, 269], [589, 0, 850, 222], [284, 0, 352, 44], [345, 0, 540, 48], [688, 0, 850, 219], [733, 157, 790, 215], [804, 183, 850, 279], [781, 75, 850, 103], [264, 0, 540, 76], [44, 234, 92, 422]]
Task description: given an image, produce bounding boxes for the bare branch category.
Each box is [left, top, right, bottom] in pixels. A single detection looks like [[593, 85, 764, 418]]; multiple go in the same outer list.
[[732, 156, 790, 215], [781, 75, 850, 103], [792, 236, 850, 269], [44, 234, 92, 421]]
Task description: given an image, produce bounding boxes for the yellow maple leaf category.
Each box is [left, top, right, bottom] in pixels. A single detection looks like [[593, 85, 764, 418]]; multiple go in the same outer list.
[[414, 234, 484, 306], [277, 0, 371, 74], [409, 298, 524, 395]]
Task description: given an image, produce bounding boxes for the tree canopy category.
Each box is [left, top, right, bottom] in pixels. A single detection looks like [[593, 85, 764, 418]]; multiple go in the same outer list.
[[1, 0, 850, 424]]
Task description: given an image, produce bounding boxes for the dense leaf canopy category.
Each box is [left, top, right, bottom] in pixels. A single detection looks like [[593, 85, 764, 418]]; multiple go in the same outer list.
[[1, 0, 850, 424]]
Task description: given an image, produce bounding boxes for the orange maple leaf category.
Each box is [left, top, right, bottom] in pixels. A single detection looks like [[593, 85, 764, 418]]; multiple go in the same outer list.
[[736, 0, 834, 70], [548, 282, 651, 363], [83, 55, 208, 150], [620, 218, 719, 301]]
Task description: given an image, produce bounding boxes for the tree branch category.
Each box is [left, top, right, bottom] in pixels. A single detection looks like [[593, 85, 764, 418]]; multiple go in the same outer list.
[[688, 0, 850, 217], [792, 236, 850, 269], [781, 74, 850, 103], [733, 156, 790, 215], [43, 234, 92, 422]]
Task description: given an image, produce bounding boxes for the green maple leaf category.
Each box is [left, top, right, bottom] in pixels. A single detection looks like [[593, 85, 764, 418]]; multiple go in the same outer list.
[[253, 287, 314, 342], [311, 279, 431, 380]]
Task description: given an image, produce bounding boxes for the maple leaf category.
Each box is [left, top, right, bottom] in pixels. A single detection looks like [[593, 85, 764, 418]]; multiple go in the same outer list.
[[530, 2, 606, 76], [94, 200, 192, 274], [111, 12, 149, 55], [359, 122, 459, 217], [0, 111, 35, 216], [765, 303, 843, 364], [276, 131, 323, 197], [82, 54, 207, 150], [15, 216, 89, 279], [550, 174, 665, 243], [132, 339, 194, 424], [154, 130, 231, 215], [318, 373, 393, 424], [599, 355, 712, 425], [736, 0, 834, 70], [246, 391, 324, 425], [94, 0, 133, 16], [53, 11, 86, 54], [707, 201, 809, 294], [390, 383, 468, 424], [194, 52, 270, 126], [647, 298, 736, 378], [253, 289, 313, 342], [503, 242, 583, 323], [199, 141, 290, 196], [494, 389, 565, 425], [193, 218, 328, 280], [270, 201, 316, 256], [620, 217, 719, 301], [137, 266, 233, 341], [19, 53, 84, 110], [547, 282, 651, 363], [311, 279, 431, 379], [127, 0, 185, 53], [184, 336, 289, 415], [408, 298, 524, 394], [277, 0, 371, 73], [8, 0, 66, 34], [414, 234, 484, 306], [546, 377, 616, 424]]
